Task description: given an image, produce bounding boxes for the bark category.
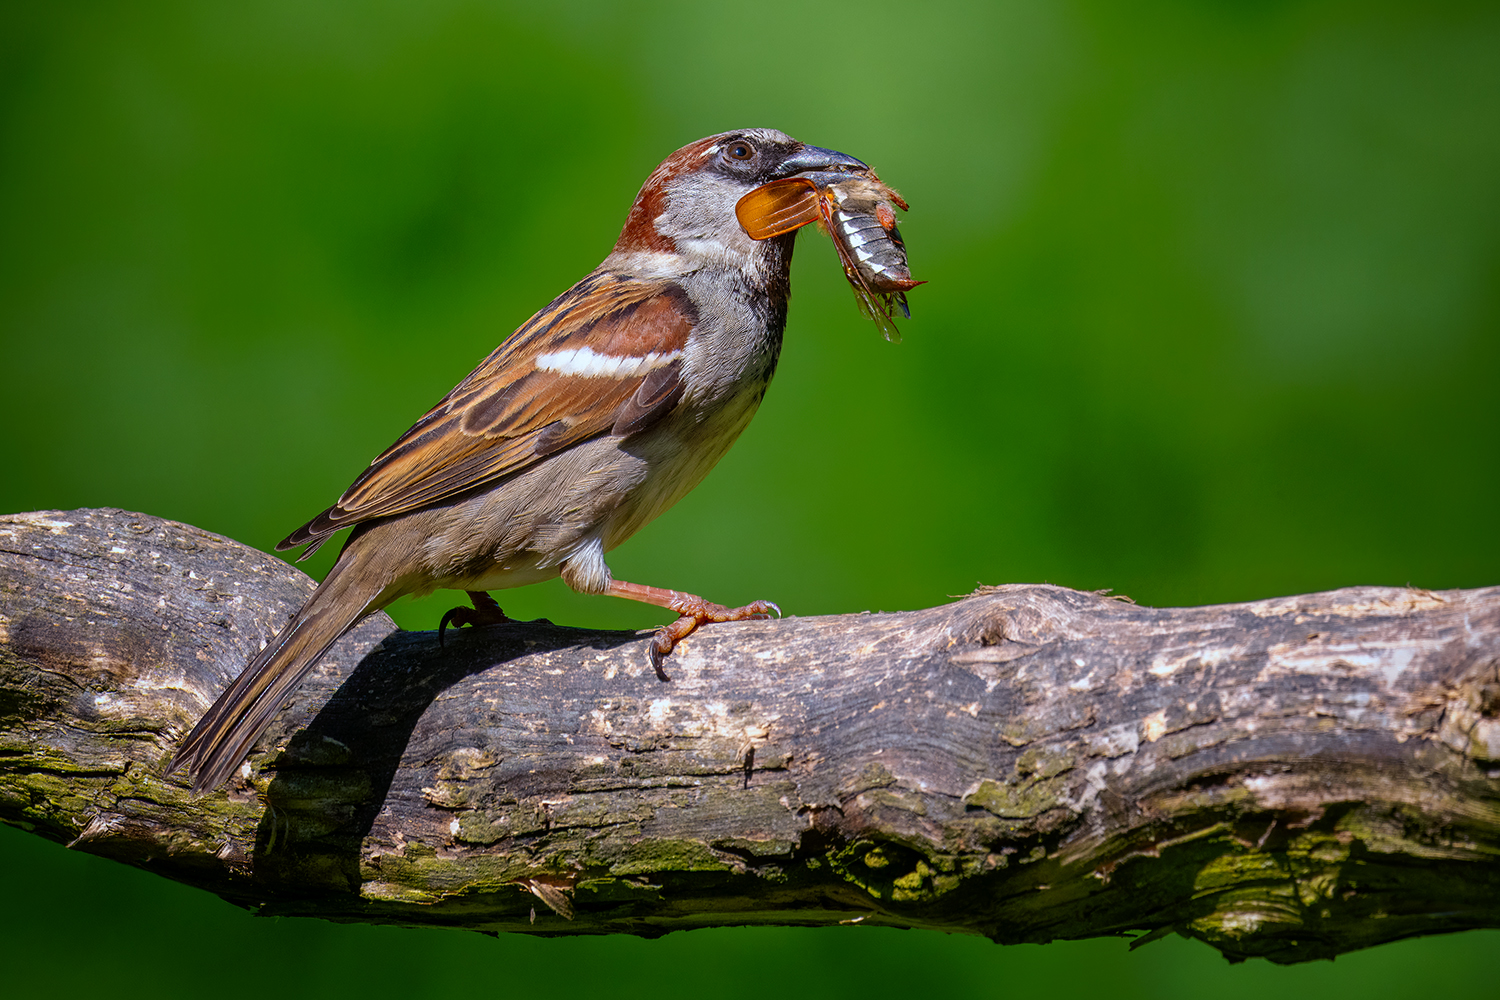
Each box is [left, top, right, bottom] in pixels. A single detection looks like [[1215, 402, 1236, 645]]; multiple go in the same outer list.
[[1, 508, 1498, 963]]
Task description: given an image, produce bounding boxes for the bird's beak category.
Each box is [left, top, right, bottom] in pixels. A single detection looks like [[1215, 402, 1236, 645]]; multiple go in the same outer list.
[[774, 144, 869, 178]]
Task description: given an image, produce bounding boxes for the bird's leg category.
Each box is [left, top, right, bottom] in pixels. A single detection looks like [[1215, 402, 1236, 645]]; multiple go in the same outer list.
[[438, 591, 514, 647], [604, 580, 781, 681]]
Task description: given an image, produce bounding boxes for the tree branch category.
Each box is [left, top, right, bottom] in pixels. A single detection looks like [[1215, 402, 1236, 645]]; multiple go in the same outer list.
[[2, 508, 1498, 961]]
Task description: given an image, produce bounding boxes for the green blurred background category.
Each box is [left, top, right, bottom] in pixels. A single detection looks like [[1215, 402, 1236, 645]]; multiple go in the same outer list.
[[3, 0, 1497, 995]]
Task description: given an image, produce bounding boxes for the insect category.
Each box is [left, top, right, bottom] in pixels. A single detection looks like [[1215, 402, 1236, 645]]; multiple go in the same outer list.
[[736, 168, 922, 342]]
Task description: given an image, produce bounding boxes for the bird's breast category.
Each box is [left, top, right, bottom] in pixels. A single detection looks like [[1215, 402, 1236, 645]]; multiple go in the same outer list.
[[599, 368, 769, 554], [675, 265, 787, 408]]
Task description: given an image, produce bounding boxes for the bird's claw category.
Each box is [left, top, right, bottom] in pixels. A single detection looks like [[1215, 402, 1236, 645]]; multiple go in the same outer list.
[[437, 595, 513, 648], [645, 597, 782, 681], [437, 607, 463, 648], [648, 637, 672, 682]]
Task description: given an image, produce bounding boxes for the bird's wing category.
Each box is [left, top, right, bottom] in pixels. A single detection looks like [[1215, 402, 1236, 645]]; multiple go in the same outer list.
[[278, 271, 695, 552]]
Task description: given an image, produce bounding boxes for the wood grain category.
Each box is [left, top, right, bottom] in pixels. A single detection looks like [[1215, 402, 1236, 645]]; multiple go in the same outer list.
[[2, 508, 1498, 962]]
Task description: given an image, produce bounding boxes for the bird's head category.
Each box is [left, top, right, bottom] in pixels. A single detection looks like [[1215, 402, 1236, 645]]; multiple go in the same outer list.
[[610, 128, 866, 271]]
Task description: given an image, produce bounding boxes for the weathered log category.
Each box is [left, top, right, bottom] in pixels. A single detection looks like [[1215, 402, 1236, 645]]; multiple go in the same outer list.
[[1, 508, 1497, 962]]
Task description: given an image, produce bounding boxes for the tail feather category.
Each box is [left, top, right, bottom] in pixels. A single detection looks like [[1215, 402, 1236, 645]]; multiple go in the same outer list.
[[171, 558, 386, 793]]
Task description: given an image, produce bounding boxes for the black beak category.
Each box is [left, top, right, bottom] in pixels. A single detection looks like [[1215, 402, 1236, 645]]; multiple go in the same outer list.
[[774, 144, 869, 178]]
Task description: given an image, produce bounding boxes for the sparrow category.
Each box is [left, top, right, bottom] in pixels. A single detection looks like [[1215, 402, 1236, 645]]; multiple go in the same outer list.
[[170, 128, 870, 792]]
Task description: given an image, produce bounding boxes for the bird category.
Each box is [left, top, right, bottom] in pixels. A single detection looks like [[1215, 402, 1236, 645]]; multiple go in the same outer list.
[[170, 128, 870, 792]]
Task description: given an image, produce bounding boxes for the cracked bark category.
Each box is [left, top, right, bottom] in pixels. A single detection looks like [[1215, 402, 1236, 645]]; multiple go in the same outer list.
[[2, 508, 1498, 963]]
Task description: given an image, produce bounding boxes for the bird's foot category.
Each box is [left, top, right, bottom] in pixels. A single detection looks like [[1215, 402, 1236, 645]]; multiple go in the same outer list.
[[648, 597, 781, 681], [438, 591, 516, 647]]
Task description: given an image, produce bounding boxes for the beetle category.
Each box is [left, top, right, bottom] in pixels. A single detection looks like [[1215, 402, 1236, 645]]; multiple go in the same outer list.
[[736, 168, 922, 342]]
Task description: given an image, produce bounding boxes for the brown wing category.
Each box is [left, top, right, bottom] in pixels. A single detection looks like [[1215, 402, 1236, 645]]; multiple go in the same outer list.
[[279, 271, 696, 553]]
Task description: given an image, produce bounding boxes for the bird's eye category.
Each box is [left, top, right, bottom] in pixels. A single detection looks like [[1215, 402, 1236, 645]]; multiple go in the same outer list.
[[727, 141, 754, 161]]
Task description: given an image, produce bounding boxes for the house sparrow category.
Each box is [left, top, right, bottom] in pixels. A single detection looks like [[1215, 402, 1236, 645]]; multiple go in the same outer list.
[[171, 129, 869, 792]]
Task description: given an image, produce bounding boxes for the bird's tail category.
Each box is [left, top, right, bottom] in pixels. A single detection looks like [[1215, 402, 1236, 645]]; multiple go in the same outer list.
[[170, 550, 389, 793]]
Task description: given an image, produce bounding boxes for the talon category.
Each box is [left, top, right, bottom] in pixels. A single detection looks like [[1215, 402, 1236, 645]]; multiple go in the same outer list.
[[437, 592, 513, 650], [438, 607, 463, 648], [605, 581, 782, 681], [649, 634, 672, 682], [648, 614, 703, 681]]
